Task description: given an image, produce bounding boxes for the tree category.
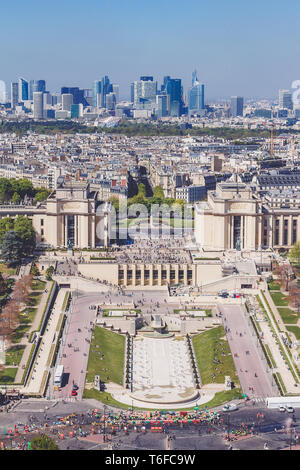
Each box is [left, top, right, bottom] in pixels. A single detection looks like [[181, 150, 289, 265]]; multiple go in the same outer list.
[[137, 183, 146, 198], [108, 196, 120, 212], [0, 218, 14, 244], [31, 263, 40, 276], [0, 178, 12, 203], [153, 186, 165, 199], [33, 190, 51, 205], [17, 178, 34, 199], [11, 192, 20, 205], [46, 266, 54, 281], [273, 263, 295, 291], [30, 434, 59, 450], [1, 231, 23, 266], [14, 216, 36, 254], [289, 242, 300, 267], [12, 275, 33, 305], [288, 287, 300, 314]]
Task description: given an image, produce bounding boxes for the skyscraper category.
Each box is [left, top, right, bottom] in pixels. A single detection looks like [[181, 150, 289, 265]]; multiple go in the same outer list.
[[279, 89, 293, 110], [231, 96, 244, 117], [106, 92, 117, 111], [71, 103, 83, 118], [62, 93, 73, 111], [156, 94, 168, 118], [188, 70, 205, 114], [61, 87, 89, 106], [164, 77, 184, 116], [33, 80, 46, 93], [11, 82, 18, 109], [33, 92, 44, 119], [18, 78, 29, 101], [93, 80, 101, 107], [112, 84, 119, 103], [133, 76, 157, 104], [101, 76, 113, 108], [0, 81, 6, 103]]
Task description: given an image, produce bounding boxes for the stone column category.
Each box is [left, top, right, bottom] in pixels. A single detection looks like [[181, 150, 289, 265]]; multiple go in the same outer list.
[[289, 215, 293, 246], [141, 265, 145, 286], [64, 215, 68, 247], [279, 215, 284, 246], [91, 215, 96, 248]]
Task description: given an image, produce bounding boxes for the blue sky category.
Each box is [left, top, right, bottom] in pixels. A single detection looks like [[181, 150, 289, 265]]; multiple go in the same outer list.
[[1, 0, 300, 100]]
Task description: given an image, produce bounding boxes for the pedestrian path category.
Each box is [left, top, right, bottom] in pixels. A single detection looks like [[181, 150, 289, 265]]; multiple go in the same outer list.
[[22, 288, 66, 395], [14, 281, 52, 384]]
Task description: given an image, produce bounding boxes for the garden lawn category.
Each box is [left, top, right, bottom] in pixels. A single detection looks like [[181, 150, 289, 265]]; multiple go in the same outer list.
[[28, 291, 43, 307], [86, 327, 125, 385], [5, 345, 26, 366], [0, 367, 17, 384], [286, 326, 300, 340], [268, 281, 281, 291], [11, 308, 38, 343], [31, 279, 46, 291], [0, 264, 17, 276], [192, 325, 239, 386], [270, 292, 289, 306], [277, 308, 299, 324]]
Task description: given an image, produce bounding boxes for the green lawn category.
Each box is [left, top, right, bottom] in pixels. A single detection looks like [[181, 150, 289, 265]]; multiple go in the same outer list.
[[286, 326, 300, 340], [268, 281, 281, 291], [11, 307, 38, 343], [192, 326, 239, 386], [86, 327, 125, 385], [28, 291, 43, 307], [0, 264, 17, 276], [277, 308, 299, 325], [5, 345, 26, 366], [270, 292, 289, 306], [31, 279, 46, 291], [0, 367, 17, 384]]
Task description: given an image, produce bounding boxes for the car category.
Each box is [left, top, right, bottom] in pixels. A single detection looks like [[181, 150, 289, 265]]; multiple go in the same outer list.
[[222, 404, 238, 412], [278, 406, 286, 412], [286, 406, 295, 413], [71, 390, 77, 396]]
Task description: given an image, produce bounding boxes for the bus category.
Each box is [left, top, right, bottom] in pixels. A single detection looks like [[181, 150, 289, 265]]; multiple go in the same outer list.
[[54, 365, 64, 388]]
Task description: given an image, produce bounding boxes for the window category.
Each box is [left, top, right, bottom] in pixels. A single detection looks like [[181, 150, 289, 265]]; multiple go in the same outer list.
[[41, 219, 44, 226]]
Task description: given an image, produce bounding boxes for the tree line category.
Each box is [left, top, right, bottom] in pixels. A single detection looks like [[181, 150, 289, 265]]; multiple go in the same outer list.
[[0, 177, 51, 205]]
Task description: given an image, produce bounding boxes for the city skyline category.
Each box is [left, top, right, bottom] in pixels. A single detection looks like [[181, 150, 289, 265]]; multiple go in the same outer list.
[[1, 0, 300, 100]]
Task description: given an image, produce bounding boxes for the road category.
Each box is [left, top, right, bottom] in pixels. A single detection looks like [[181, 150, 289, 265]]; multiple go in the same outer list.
[[220, 304, 275, 399]]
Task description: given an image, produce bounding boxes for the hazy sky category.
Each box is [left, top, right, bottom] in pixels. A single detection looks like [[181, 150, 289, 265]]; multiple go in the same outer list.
[[1, 0, 300, 100]]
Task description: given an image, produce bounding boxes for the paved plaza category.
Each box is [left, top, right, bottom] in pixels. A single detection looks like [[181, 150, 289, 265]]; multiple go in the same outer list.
[[130, 336, 197, 404]]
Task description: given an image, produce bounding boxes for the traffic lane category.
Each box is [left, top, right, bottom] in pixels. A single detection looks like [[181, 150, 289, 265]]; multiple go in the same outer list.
[[221, 304, 274, 398], [54, 296, 96, 400]]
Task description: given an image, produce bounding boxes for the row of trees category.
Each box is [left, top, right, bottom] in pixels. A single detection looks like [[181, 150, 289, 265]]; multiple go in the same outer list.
[[1, 119, 288, 140], [109, 184, 186, 212], [0, 274, 33, 339], [0, 216, 36, 265], [0, 178, 50, 205]]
